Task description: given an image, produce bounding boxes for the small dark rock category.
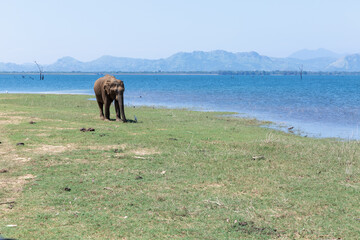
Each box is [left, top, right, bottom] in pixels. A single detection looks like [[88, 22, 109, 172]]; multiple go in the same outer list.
[[0, 169, 8, 173], [288, 126, 294, 130], [0, 141, 2, 144], [80, 128, 95, 132], [135, 175, 143, 180], [29, 121, 36, 124], [16, 143, 25, 146], [64, 187, 71, 192]]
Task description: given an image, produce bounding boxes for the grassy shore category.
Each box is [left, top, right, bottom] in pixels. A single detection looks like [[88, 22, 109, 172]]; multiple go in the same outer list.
[[0, 94, 359, 239]]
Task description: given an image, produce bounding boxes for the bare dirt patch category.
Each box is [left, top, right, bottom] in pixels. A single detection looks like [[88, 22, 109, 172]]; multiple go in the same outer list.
[[131, 148, 160, 156], [128, 132, 146, 136], [0, 141, 30, 164], [44, 126, 77, 130], [14, 157, 32, 163], [33, 144, 77, 154], [87, 144, 127, 151]]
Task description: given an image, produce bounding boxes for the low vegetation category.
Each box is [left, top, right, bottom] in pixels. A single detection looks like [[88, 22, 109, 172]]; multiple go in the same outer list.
[[0, 94, 359, 239]]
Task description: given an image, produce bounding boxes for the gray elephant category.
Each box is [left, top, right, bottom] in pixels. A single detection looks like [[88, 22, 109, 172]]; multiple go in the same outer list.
[[93, 75, 126, 122]]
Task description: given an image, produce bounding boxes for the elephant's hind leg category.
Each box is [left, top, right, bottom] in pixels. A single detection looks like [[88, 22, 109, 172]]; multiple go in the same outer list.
[[97, 101, 105, 120]]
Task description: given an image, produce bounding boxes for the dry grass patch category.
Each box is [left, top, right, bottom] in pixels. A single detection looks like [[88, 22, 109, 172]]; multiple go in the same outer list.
[[0, 112, 40, 125], [0, 139, 29, 165], [35, 133, 51, 137], [0, 174, 36, 191], [84, 145, 159, 159], [0, 115, 28, 125], [0, 113, 37, 215], [0, 174, 36, 213], [193, 182, 225, 190]]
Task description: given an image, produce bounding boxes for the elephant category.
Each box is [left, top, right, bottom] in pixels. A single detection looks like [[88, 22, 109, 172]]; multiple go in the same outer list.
[[94, 75, 126, 122]]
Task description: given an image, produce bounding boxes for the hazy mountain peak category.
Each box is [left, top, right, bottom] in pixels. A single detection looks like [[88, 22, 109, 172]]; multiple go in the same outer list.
[[55, 56, 82, 63], [288, 48, 341, 60], [46, 56, 84, 72], [248, 51, 260, 56], [327, 53, 360, 71]]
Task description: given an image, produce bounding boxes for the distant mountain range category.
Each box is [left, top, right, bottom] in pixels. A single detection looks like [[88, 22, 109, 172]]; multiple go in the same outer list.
[[1, 49, 360, 72]]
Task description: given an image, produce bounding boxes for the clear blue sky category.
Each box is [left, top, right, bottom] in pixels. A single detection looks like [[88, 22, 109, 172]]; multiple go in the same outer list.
[[1, 0, 359, 64]]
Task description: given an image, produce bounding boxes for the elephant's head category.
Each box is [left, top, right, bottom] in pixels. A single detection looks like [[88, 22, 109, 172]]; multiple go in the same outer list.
[[104, 78, 125, 97], [104, 77, 126, 121]]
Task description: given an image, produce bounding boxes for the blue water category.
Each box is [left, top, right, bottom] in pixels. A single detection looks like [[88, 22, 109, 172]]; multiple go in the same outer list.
[[1, 74, 360, 139]]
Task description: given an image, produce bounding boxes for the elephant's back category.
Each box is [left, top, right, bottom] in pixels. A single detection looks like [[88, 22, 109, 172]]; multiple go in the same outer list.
[[94, 78, 103, 90], [94, 77, 106, 100]]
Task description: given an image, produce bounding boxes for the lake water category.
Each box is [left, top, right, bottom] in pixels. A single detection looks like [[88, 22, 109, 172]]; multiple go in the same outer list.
[[1, 74, 360, 139]]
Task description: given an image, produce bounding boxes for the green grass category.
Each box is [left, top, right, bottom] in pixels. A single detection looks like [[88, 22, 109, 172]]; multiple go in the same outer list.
[[0, 94, 359, 239]]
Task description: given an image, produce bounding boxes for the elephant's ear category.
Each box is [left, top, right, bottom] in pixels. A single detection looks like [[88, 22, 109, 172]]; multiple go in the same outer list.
[[104, 80, 111, 94]]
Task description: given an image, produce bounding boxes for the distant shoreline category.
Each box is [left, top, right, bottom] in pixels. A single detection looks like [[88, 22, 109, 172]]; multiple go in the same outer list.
[[0, 72, 219, 76], [2, 71, 360, 76]]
